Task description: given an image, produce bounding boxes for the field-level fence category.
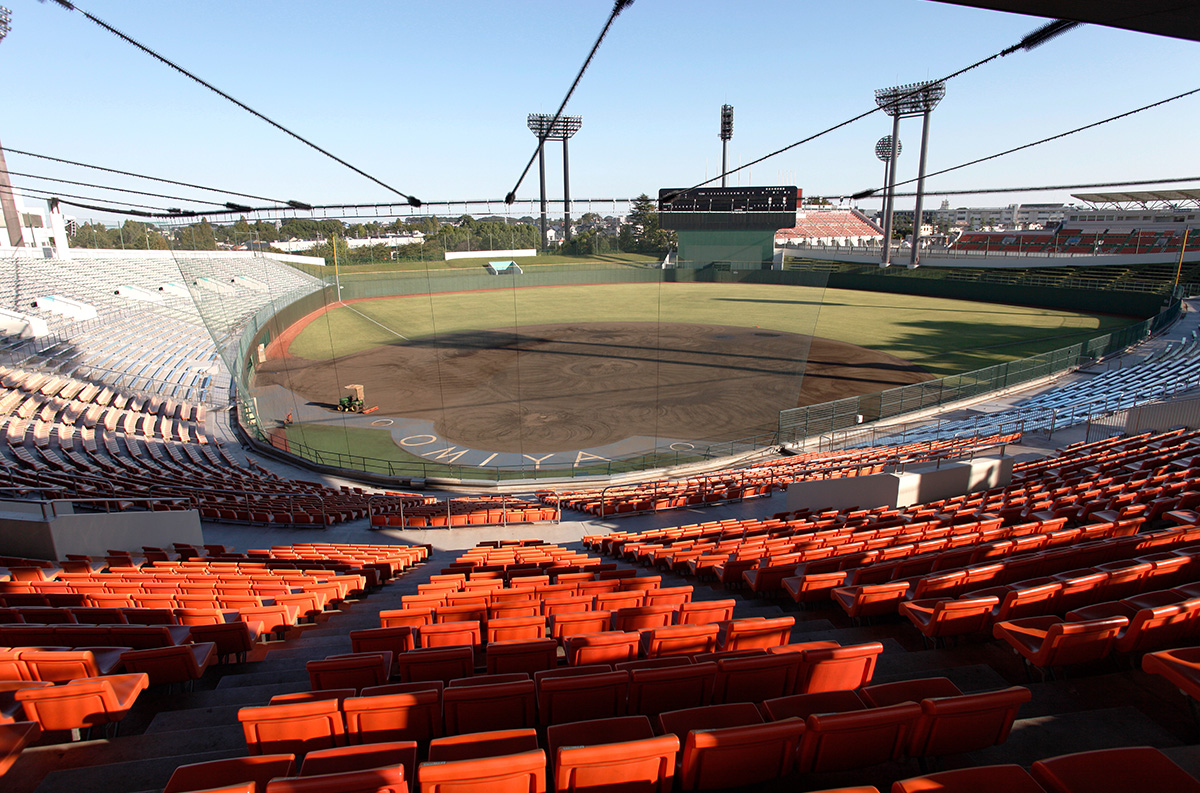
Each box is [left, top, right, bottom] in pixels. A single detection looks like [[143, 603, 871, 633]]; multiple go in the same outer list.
[[779, 293, 1184, 448], [233, 271, 1184, 483]]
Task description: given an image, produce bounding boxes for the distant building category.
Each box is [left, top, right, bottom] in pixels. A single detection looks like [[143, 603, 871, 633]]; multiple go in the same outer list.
[[881, 202, 1070, 231]]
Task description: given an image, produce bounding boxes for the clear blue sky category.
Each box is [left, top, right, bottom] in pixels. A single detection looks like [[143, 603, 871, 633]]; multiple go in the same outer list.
[[2, 0, 1199, 223]]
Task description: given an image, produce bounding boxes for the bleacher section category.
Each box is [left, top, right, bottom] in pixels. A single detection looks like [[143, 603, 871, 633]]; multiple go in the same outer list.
[[0, 365, 429, 526], [872, 337, 1200, 446], [0, 253, 324, 404], [951, 228, 1200, 257]]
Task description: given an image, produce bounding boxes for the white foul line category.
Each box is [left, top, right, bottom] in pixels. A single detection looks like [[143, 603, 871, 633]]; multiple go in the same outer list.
[[340, 302, 410, 341]]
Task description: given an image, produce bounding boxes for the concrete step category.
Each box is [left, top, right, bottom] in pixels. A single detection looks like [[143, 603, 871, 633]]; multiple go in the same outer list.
[[145, 703, 245, 733], [32, 748, 242, 793], [215, 667, 311, 690], [8, 725, 244, 793]]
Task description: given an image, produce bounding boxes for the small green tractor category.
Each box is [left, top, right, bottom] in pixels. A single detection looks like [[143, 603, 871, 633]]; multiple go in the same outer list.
[[337, 384, 366, 413]]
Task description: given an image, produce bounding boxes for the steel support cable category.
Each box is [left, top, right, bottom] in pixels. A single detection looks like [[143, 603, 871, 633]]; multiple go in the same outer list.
[[0, 182, 166, 211], [0, 166, 242, 207], [851, 86, 1200, 199], [504, 0, 634, 204], [46, 0, 422, 206], [3, 145, 291, 205], [883, 175, 1200, 198], [49, 173, 1200, 223], [662, 20, 1082, 203]]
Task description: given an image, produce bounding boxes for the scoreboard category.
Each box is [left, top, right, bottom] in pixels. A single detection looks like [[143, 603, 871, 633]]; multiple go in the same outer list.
[[658, 186, 798, 231]]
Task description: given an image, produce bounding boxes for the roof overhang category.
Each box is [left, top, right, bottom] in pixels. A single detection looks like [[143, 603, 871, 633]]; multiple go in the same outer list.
[[928, 1, 1200, 43]]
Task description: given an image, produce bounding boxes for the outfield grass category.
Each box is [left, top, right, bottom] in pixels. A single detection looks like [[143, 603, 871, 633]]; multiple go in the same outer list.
[[286, 281, 1133, 376], [285, 252, 657, 278]]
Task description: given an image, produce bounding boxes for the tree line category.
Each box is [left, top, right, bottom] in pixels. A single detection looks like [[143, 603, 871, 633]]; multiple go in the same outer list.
[[66, 194, 677, 261]]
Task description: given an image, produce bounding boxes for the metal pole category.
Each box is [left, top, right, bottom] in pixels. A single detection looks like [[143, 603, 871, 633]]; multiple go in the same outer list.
[[562, 136, 572, 243], [0, 138, 24, 248], [880, 158, 890, 256], [880, 114, 901, 266], [909, 107, 933, 267], [721, 139, 728, 188], [537, 142, 548, 251]]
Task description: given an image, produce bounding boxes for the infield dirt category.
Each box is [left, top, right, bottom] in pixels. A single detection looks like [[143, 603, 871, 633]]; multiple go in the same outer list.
[[255, 321, 933, 453]]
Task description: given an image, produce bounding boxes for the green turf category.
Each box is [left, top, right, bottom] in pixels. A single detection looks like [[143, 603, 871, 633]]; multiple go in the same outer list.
[[282, 421, 711, 477], [285, 252, 657, 278], [285, 281, 1134, 376]]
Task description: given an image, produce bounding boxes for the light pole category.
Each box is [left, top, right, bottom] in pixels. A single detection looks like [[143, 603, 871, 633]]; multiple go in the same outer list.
[[719, 105, 733, 188], [527, 114, 582, 249], [874, 80, 945, 267]]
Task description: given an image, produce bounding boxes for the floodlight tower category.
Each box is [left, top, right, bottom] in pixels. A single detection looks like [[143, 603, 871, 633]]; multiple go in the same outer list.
[[719, 105, 733, 188], [527, 113, 582, 249], [874, 80, 945, 267], [0, 6, 24, 249], [874, 136, 901, 255]]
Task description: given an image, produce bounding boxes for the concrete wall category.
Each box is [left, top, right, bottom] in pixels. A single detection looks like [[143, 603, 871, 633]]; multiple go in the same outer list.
[[0, 506, 203, 561], [444, 249, 536, 261], [786, 455, 1012, 513], [1125, 396, 1200, 434]]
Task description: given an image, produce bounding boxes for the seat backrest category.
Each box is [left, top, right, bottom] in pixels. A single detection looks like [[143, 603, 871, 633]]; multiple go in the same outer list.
[[713, 653, 802, 704], [418, 748, 547, 793], [377, 605, 435, 629], [307, 653, 390, 694], [612, 605, 676, 633], [555, 735, 679, 793], [485, 638, 559, 676], [642, 624, 719, 658], [428, 728, 540, 763], [418, 620, 482, 649], [931, 596, 1001, 634], [719, 617, 794, 651], [119, 645, 204, 683], [163, 754, 297, 793], [21, 649, 100, 682], [911, 686, 1032, 758], [796, 642, 884, 695], [550, 611, 613, 641], [1038, 617, 1127, 667], [1117, 604, 1192, 654], [238, 699, 346, 757], [342, 688, 442, 745], [263, 765, 407, 793], [538, 670, 630, 725], [349, 626, 415, 656], [299, 740, 417, 782], [486, 616, 546, 644], [566, 632, 640, 667], [627, 662, 717, 717], [681, 719, 805, 790], [677, 600, 736, 626], [393, 646, 474, 684], [443, 680, 537, 734], [996, 583, 1062, 621], [799, 702, 922, 773], [644, 586, 693, 608]]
